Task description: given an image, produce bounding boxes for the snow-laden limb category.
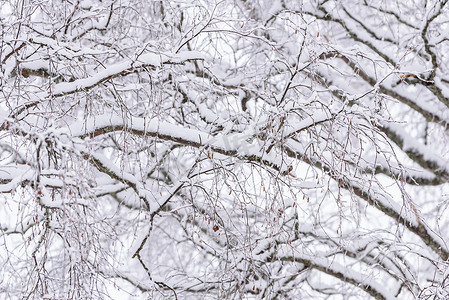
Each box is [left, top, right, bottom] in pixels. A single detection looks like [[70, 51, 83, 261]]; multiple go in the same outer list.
[[381, 122, 449, 181], [72, 144, 152, 209], [360, 153, 441, 186], [304, 4, 398, 67], [62, 114, 293, 175], [294, 225, 420, 291], [274, 251, 400, 300], [249, 237, 400, 300], [285, 138, 449, 261], [0, 165, 76, 193], [304, 52, 449, 186], [283, 110, 333, 138], [350, 182, 449, 261], [28, 36, 114, 60], [52, 51, 205, 97], [317, 47, 449, 128]]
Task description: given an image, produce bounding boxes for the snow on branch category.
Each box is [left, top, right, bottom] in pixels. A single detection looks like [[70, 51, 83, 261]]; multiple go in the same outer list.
[[52, 51, 205, 97], [62, 114, 293, 175]]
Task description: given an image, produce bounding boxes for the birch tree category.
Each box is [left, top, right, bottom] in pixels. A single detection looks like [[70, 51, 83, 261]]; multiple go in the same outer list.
[[1, 0, 449, 299]]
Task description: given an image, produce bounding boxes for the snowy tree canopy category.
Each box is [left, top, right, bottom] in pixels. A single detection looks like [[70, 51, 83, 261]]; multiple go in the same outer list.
[[1, 0, 449, 299]]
